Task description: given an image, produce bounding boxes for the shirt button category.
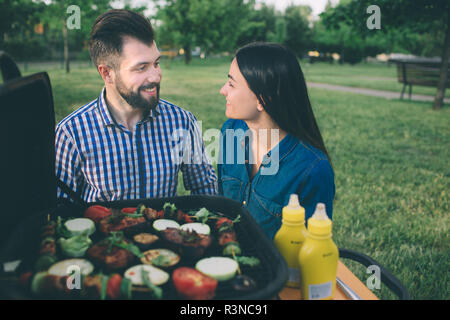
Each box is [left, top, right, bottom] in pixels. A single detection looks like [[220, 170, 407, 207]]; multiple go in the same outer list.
[[242, 201, 246, 206]]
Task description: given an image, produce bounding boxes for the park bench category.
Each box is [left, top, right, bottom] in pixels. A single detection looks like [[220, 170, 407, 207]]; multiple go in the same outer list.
[[389, 58, 450, 99]]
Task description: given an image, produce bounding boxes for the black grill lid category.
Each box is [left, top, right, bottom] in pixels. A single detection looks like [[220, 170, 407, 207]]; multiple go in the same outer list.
[[0, 70, 56, 245]]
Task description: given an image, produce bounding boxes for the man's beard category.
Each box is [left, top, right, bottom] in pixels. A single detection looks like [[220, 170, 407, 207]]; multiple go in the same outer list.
[[115, 75, 160, 112]]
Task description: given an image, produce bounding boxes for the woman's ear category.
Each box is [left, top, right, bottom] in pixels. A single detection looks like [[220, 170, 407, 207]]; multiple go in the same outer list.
[[256, 97, 265, 112]]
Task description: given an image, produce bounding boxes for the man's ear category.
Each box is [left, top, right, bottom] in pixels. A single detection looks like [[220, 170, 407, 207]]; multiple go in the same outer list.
[[97, 64, 115, 84]]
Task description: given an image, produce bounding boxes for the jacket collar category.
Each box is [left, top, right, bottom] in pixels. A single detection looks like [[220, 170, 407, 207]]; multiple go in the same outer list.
[[237, 120, 298, 164]]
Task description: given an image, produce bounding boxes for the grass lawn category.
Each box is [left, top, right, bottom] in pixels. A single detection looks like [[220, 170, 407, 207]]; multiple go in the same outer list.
[[302, 61, 450, 99], [17, 58, 450, 99], [20, 58, 450, 300]]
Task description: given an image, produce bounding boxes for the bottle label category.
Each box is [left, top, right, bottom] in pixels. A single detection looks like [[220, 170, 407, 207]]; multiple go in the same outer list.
[[288, 267, 300, 285], [308, 281, 332, 300]]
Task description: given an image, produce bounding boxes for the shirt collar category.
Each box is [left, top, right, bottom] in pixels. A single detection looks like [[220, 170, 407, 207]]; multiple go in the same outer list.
[[238, 120, 298, 164], [270, 133, 298, 162], [97, 87, 160, 128]]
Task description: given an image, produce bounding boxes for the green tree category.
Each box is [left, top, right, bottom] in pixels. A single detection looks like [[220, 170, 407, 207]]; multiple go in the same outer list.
[[36, 0, 111, 73], [154, 0, 194, 64], [312, 18, 347, 62], [236, 3, 278, 46], [312, 17, 388, 64], [321, 0, 450, 110], [267, 17, 287, 44], [0, 0, 47, 60], [284, 5, 313, 57], [155, 0, 252, 64]]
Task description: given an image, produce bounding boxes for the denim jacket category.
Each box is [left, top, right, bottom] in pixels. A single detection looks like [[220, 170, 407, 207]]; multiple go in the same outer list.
[[217, 119, 335, 240]]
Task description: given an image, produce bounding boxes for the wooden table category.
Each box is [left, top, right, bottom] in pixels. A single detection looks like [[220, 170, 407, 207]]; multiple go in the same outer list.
[[278, 261, 379, 300]]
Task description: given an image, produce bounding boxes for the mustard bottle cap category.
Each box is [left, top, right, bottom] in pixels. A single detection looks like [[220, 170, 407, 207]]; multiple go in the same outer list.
[[307, 203, 332, 236], [282, 194, 305, 222]]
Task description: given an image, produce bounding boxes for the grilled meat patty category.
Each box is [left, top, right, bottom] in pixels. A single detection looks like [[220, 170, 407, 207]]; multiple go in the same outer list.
[[98, 215, 147, 235], [161, 228, 212, 259], [87, 241, 135, 270]]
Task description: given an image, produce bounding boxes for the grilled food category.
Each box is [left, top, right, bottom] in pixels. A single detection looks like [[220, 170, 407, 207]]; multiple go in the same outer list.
[[87, 240, 135, 271], [195, 257, 239, 282], [24, 202, 252, 300], [160, 227, 212, 259], [84, 205, 112, 223], [172, 267, 218, 300], [98, 213, 147, 236], [140, 248, 180, 268], [133, 232, 159, 251]]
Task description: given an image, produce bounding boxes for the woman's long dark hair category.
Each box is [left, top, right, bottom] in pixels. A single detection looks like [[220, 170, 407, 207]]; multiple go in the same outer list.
[[235, 42, 331, 162]]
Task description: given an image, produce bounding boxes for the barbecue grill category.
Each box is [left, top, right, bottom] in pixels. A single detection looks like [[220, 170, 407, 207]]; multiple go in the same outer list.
[[0, 196, 289, 300]]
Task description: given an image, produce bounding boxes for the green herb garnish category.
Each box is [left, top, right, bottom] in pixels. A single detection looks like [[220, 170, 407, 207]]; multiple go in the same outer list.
[[218, 224, 232, 233], [124, 212, 144, 218], [180, 229, 200, 243], [194, 207, 214, 224], [108, 210, 143, 224], [55, 216, 73, 238], [141, 269, 163, 300], [101, 274, 108, 300], [113, 241, 143, 258], [163, 202, 177, 219], [235, 256, 261, 267], [104, 231, 143, 258], [136, 203, 146, 215], [163, 202, 177, 212], [151, 254, 172, 267]]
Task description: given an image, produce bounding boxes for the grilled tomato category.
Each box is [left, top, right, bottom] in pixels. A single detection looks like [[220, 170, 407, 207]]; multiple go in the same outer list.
[[84, 205, 112, 223], [172, 267, 218, 300]]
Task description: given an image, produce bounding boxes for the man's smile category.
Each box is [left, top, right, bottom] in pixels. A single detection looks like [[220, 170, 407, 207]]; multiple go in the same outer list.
[[142, 87, 157, 96]]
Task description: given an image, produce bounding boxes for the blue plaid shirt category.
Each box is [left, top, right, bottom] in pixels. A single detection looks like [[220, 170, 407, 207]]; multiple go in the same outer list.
[[55, 88, 217, 203]]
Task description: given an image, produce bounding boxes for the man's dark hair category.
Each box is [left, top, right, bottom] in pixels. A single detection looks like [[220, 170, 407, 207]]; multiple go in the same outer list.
[[89, 9, 154, 69]]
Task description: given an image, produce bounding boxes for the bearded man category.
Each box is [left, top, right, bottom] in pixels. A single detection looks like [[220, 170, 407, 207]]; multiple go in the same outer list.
[[55, 9, 216, 203]]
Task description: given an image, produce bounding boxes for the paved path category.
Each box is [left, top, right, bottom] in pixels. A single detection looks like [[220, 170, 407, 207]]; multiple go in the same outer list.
[[307, 82, 450, 104]]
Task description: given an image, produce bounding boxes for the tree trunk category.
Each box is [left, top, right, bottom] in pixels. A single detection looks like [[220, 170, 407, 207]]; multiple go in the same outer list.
[[62, 17, 70, 73], [433, 13, 450, 110], [184, 44, 192, 65]]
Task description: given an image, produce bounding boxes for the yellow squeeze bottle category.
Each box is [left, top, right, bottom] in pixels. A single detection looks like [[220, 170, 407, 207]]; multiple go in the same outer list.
[[298, 203, 338, 300], [274, 194, 307, 287]]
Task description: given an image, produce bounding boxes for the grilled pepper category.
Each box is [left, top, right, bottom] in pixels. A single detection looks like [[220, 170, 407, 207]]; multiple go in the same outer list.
[[58, 232, 92, 258]]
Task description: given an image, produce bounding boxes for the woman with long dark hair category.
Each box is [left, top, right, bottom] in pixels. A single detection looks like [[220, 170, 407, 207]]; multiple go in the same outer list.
[[218, 42, 335, 239]]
